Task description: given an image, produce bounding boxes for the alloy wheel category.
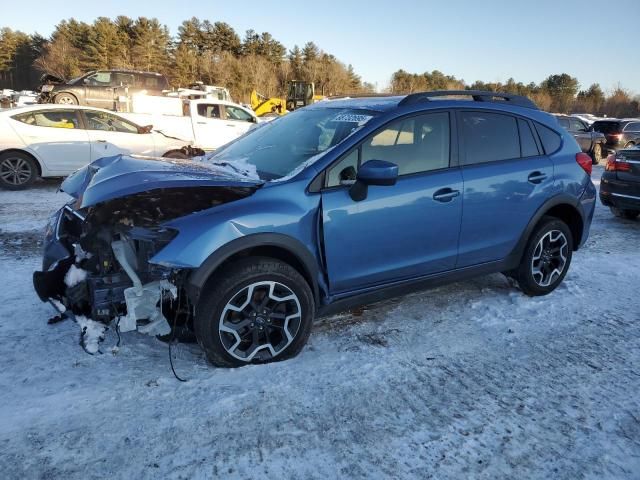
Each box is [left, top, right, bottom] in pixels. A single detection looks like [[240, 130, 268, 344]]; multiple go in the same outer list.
[[218, 281, 302, 362], [0, 157, 32, 186], [530, 230, 568, 287]]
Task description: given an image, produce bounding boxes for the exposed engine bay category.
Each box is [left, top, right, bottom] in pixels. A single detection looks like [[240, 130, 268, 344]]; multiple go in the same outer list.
[[33, 185, 255, 351]]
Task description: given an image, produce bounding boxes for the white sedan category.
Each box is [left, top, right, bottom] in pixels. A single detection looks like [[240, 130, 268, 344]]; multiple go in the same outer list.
[[0, 105, 191, 189]]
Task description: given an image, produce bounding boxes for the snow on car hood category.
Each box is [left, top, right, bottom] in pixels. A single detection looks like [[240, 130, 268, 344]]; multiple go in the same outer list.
[[62, 154, 263, 209]]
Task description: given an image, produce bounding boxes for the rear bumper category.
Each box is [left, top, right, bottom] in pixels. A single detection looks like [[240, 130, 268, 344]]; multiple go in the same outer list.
[[600, 173, 640, 210]]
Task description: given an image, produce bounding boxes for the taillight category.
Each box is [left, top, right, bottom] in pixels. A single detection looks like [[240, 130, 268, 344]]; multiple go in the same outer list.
[[605, 154, 632, 172], [575, 152, 592, 176], [607, 133, 622, 140]]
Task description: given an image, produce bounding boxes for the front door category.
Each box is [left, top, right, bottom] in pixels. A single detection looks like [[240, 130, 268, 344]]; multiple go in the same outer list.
[[192, 102, 233, 150], [82, 71, 116, 109], [456, 111, 555, 267], [10, 108, 90, 174], [321, 111, 463, 293]]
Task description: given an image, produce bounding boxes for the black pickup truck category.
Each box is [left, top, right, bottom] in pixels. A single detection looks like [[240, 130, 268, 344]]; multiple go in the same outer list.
[[554, 115, 607, 163]]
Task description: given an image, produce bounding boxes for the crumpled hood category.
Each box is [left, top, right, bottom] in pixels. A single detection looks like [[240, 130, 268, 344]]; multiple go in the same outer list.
[[62, 154, 263, 209]]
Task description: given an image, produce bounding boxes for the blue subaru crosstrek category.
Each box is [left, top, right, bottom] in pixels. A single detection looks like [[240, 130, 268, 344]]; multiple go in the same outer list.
[[33, 91, 596, 367]]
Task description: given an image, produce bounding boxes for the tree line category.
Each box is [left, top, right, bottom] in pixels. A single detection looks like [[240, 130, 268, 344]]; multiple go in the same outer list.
[[0, 16, 638, 116], [389, 70, 640, 118], [0, 16, 372, 102]]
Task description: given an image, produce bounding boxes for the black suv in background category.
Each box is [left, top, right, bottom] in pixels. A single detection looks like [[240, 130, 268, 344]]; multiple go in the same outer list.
[[554, 114, 606, 163], [39, 70, 170, 109], [591, 119, 640, 153]]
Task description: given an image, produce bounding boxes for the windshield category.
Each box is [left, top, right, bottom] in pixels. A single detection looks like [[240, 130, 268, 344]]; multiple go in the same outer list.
[[209, 107, 378, 179]]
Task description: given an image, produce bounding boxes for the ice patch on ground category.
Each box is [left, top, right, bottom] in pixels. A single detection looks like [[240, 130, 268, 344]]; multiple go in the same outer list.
[[64, 265, 88, 287]]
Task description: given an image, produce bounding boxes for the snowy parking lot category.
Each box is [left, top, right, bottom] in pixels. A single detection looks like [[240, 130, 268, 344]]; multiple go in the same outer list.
[[0, 165, 639, 479]]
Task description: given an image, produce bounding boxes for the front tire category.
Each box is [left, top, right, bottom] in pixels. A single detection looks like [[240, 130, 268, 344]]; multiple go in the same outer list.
[[54, 93, 78, 105], [515, 217, 573, 296], [0, 151, 38, 189], [610, 207, 640, 220], [195, 257, 315, 367]]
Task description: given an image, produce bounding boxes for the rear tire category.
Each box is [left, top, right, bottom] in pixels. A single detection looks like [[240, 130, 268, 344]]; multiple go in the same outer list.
[[515, 217, 573, 296], [624, 142, 635, 149], [0, 151, 38, 190], [194, 257, 315, 368], [610, 207, 640, 220], [591, 143, 602, 164]]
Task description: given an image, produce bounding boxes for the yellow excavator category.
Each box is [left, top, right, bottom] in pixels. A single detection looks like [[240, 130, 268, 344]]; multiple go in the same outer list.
[[250, 81, 325, 118]]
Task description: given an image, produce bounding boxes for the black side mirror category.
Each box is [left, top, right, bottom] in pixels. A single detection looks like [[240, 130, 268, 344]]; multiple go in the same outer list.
[[349, 160, 398, 201]]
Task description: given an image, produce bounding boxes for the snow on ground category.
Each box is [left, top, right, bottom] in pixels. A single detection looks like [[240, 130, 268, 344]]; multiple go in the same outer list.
[[0, 166, 639, 479]]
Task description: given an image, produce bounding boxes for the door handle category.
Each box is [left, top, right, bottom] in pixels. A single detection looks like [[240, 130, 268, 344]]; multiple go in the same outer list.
[[527, 172, 547, 184], [95, 139, 107, 143], [433, 188, 460, 202], [226, 124, 237, 127], [197, 121, 207, 125]]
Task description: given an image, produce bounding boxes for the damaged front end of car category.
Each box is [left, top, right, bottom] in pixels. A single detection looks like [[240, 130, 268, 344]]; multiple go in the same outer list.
[[33, 154, 262, 349]]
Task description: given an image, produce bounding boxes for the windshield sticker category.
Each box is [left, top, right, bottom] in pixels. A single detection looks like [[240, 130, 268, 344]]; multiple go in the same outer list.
[[331, 113, 373, 125]]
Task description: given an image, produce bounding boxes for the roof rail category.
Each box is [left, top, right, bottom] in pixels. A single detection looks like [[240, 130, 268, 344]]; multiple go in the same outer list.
[[328, 93, 399, 100], [398, 90, 539, 110]]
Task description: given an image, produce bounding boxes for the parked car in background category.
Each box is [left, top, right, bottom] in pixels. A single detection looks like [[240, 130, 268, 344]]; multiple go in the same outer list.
[[33, 90, 596, 367], [554, 114, 606, 163], [571, 113, 599, 126], [38, 70, 170, 109], [591, 119, 640, 153], [120, 98, 259, 151], [600, 146, 640, 219], [0, 104, 191, 189]]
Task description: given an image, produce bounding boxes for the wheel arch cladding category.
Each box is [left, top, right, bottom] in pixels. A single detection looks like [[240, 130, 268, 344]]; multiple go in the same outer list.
[[187, 233, 320, 306], [543, 203, 583, 250]]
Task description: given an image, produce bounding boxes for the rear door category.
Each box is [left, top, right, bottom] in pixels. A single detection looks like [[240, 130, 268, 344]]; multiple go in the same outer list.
[[9, 108, 90, 173], [81, 110, 154, 161], [456, 110, 554, 267], [321, 111, 463, 293], [569, 117, 591, 152]]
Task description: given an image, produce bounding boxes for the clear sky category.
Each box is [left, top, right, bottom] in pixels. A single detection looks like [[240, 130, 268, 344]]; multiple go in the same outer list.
[[3, 0, 639, 93]]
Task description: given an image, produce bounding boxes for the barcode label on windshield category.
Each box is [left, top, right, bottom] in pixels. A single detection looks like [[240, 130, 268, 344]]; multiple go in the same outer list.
[[331, 113, 373, 125]]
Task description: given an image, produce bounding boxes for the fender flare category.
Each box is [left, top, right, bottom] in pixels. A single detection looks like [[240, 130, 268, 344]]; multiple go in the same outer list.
[[507, 193, 584, 266], [187, 233, 320, 304]]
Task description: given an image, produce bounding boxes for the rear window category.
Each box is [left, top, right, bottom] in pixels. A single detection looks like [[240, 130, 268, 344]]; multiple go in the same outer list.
[[534, 122, 562, 154], [461, 112, 520, 165], [592, 121, 622, 134]]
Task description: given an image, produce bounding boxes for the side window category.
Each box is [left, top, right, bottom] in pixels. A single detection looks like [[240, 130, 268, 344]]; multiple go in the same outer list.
[[197, 104, 221, 119], [326, 149, 358, 187], [84, 111, 139, 133], [569, 118, 586, 132], [225, 106, 254, 122], [361, 112, 450, 175], [557, 117, 570, 129], [518, 119, 540, 157], [85, 72, 111, 86], [461, 112, 519, 165], [624, 122, 640, 132], [13, 110, 79, 129], [534, 122, 562, 154], [112, 73, 134, 87]]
